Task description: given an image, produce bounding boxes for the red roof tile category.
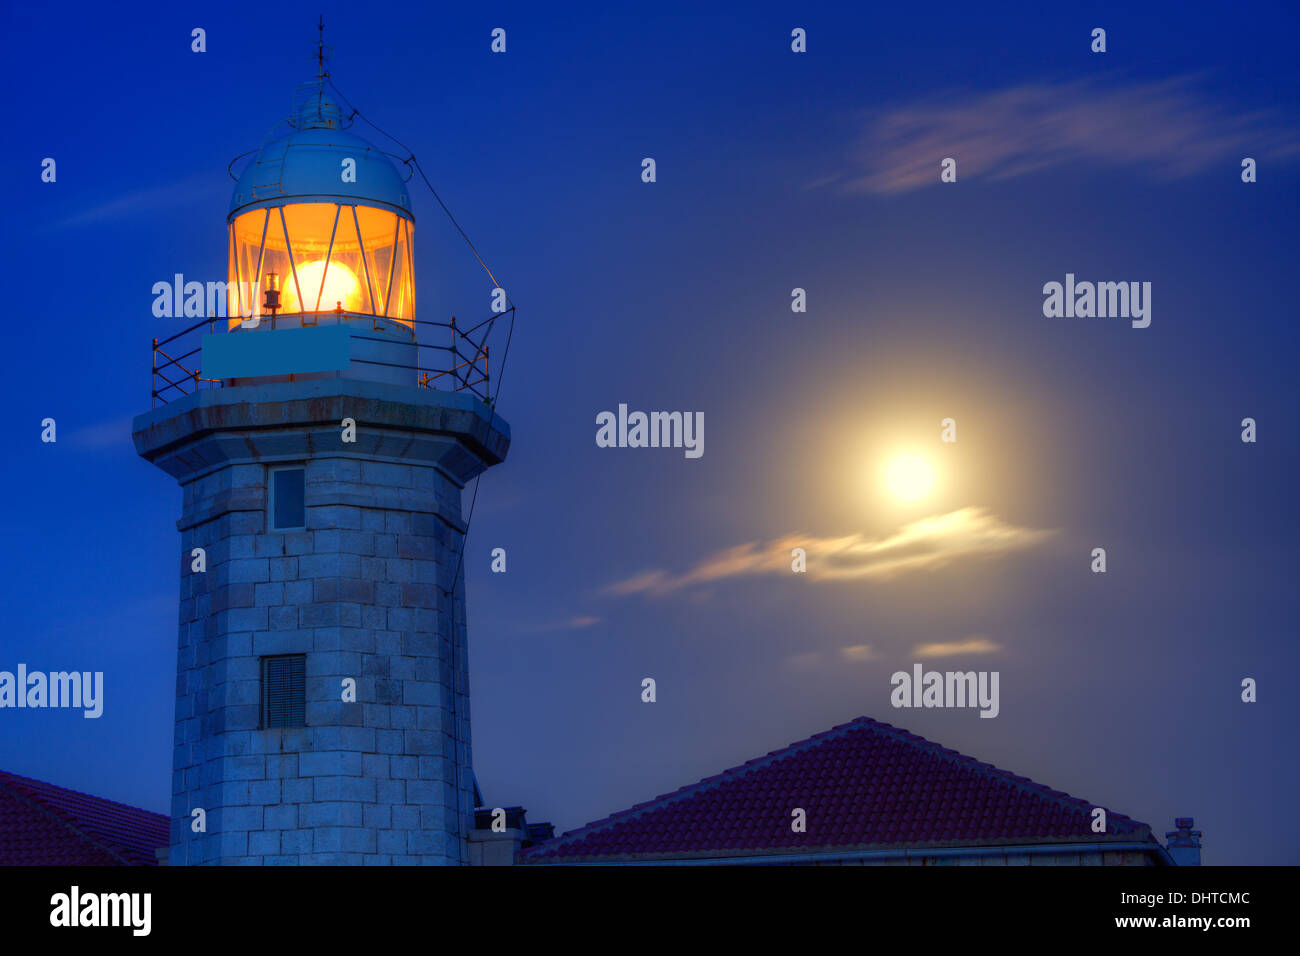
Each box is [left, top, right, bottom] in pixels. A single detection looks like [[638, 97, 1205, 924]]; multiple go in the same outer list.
[[0, 770, 168, 866], [521, 716, 1158, 863]]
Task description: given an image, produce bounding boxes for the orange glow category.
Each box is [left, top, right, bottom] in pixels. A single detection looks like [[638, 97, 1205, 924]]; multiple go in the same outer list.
[[282, 259, 362, 312], [227, 202, 414, 328]]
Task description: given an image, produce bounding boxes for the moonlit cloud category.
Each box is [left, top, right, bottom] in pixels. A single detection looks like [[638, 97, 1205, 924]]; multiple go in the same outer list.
[[785, 652, 823, 670], [43, 176, 226, 231], [838, 77, 1300, 195], [913, 636, 1002, 658], [605, 507, 1054, 597], [67, 416, 134, 451], [528, 615, 603, 633]]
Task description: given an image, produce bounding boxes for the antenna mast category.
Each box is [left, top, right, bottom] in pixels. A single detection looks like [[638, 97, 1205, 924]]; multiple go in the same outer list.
[[316, 15, 329, 78]]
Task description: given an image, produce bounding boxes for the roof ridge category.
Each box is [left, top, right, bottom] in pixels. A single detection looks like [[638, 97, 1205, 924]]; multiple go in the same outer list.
[[844, 720, 1148, 833], [0, 774, 134, 866], [526, 716, 1150, 856], [0, 770, 168, 823], [531, 718, 875, 848]]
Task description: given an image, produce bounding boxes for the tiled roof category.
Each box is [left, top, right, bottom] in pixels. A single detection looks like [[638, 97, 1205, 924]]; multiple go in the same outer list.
[[521, 716, 1158, 863], [0, 770, 168, 866]]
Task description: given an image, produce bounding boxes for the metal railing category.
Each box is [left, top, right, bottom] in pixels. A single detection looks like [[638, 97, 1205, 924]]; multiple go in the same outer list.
[[150, 306, 511, 408]]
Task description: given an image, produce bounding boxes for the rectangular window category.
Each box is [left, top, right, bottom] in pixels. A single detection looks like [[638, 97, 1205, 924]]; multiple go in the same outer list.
[[269, 466, 306, 530], [261, 654, 306, 728]]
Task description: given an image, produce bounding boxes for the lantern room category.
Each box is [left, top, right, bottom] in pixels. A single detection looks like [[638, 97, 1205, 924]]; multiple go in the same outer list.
[[226, 82, 415, 329], [152, 58, 503, 405]]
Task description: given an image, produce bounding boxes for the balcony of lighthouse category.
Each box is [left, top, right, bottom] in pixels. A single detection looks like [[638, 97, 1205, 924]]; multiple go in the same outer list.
[[150, 301, 508, 409]]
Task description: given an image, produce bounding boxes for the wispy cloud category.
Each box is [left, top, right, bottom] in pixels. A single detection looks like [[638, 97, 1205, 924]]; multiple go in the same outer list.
[[837, 76, 1300, 195], [606, 507, 1054, 597], [840, 644, 876, 662], [43, 175, 226, 231], [785, 651, 823, 670], [66, 415, 134, 451], [527, 615, 603, 633], [913, 636, 1002, 658]]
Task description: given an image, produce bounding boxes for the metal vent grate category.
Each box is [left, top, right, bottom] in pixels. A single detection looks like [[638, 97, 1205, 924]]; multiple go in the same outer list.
[[262, 654, 306, 728]]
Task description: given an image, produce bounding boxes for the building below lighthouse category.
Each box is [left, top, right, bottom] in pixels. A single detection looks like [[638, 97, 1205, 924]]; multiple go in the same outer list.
[[0, 717, 1201, 866]]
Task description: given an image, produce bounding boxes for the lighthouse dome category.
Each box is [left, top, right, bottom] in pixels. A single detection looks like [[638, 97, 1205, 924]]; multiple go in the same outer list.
[[228, 83, 413, 221]]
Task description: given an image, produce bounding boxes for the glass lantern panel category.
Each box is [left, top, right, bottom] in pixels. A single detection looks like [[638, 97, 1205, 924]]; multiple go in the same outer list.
[[229, 208, 269, 328], [353, 205, 414, 323], [227, 225, 240, 319], [314, 205, 371, 314], [279, 203, 346, 313], [228, 203, 413, 327], [386, 219, 414, 322], [258, 207, 296, 318], [356, 205, 397, 317]]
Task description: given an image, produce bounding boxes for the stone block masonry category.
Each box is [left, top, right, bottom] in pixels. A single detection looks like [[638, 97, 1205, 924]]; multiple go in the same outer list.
[[134, 379, 510, 865]]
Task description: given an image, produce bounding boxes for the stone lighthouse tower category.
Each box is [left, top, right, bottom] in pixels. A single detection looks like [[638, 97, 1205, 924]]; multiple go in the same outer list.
[[132, 65, 510, 864]]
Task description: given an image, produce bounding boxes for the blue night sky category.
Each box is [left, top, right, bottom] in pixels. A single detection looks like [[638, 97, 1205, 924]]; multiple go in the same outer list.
[[2, 1, 1297, 864]]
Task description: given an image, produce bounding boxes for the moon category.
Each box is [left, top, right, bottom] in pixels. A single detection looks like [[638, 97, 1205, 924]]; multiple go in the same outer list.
[[885, 454, 936, 501]]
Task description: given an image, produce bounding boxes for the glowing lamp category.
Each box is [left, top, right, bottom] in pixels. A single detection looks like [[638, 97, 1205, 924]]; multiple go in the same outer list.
[[281, 259, 362, 313]]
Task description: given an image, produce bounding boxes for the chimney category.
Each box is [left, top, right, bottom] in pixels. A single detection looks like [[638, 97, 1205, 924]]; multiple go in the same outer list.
[[468, 807, 555, 865], [469, 806, 528, 866], [1165, 817, 1202, 866]]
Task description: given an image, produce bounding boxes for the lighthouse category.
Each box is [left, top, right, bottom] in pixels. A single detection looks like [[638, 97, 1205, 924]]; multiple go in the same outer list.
[[132, 56, 510, 864]]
